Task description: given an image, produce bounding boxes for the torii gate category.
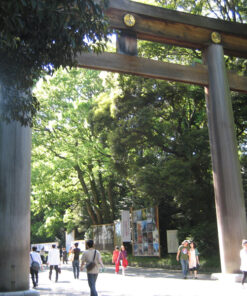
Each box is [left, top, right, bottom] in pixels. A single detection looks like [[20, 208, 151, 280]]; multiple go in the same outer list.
[[0, 0, 247, 294]]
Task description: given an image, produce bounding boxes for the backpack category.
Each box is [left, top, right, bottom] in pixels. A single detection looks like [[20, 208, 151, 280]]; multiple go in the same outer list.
[[30, 254, 40, 272]]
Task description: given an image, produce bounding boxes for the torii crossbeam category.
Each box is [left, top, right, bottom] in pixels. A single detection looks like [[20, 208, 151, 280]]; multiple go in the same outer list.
[[78, 0, 247, 92]]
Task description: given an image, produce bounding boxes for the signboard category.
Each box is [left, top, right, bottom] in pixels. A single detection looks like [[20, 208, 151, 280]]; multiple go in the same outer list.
[[166, 230, 179, 253], [71, 240, 86, 252], [121, 210, 131, 242], [92, 224, 114, 251], [31, 242, 58, 252], [66, 231, 75, 252], [114, 220, 122, 247], [132, 206, 160, 256]]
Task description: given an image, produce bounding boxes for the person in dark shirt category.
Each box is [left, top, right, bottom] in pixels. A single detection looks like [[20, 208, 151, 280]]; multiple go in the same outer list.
[[62, 247, 68, 264], [72, 242, 81, 279]]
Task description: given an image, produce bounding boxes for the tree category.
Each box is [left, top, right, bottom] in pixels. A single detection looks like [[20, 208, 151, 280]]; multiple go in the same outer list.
[[31, 68, 131, 241], [0, 0, 109, 126], [30, 0, 247, 254], [141, 0, 247, 22], [94, 73, 218, 253]]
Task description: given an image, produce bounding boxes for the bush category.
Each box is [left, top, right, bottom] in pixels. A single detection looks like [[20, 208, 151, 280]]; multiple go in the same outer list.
[[101, 252, 221, 272]]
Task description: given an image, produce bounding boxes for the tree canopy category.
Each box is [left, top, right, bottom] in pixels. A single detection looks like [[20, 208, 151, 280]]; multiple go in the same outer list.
[[0, 0, 109, 125], [32, 68, 132, 241], [30, 0, 247, 256]]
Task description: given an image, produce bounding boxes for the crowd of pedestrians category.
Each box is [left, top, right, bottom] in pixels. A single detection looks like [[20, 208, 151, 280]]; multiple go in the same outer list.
[[30, 238, 247, 293], [30, 240, 105, 295]]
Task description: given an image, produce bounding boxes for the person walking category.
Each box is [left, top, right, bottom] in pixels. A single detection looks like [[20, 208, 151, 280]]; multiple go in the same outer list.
[[112, 246, 120, 274], [40, 247, 46, 264], [62, 247, 68, 264], [117, 245, 128, 276], [60, 247, 63, 261], [30, 246, 42, 288], [47, 244, 60, 282], [188, 241, 200, 279], [176, 240, 190, 279], [68, 246, 73, 261], [240, 239, 247, 285], [72, 242, 81, 279], [80, 240, 104, 296]]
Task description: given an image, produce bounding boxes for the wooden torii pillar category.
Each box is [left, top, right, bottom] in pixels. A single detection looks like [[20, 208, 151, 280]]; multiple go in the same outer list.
[[78, 0, 247, 273], [204, 44, 247, 273]]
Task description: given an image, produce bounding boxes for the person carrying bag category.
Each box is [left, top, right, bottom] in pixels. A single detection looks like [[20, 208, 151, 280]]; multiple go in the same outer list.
[[81, 240, 104, 296], [86, 249, 96, 271], [117, 245, 128, 276], [30, 246, 42, 288]]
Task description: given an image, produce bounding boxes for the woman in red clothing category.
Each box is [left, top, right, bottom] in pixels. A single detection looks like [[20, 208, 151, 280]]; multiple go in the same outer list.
[[112, 246, 120, 274], [118, 245, 128, 276]]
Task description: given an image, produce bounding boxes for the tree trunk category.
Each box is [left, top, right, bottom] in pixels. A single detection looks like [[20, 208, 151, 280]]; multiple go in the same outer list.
[[98, 169, 110, 222], [87, 166, 103, 224], [74, 164, 100, 224], [84, 200, 98, 225], [107, 180, 115, 221]]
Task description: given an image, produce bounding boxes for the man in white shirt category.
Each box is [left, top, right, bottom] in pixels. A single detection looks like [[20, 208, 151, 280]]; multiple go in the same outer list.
[[30, 246, 42, 288], [80, 240, 104, 296], [47, 244, 60, 282]]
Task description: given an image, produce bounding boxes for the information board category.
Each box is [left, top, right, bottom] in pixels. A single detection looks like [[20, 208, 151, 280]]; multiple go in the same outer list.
[[92, 224, 114, 251], [132, 206, 160, 256]]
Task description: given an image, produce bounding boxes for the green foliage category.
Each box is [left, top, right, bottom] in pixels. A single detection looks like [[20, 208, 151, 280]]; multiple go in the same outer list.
[[137, 0, 247, 22], [136, 0, 247, 75], [92, 71, 219, 253], [233, 93, 247, 204], [101, 252, 221, 272], [0, 0, 110, 125], [138, 40, 201, 66], [30, 0, 247, 257], [177, 222, 219, 256], [31, 68, 131, 241], [241, 154, 247, 208]]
